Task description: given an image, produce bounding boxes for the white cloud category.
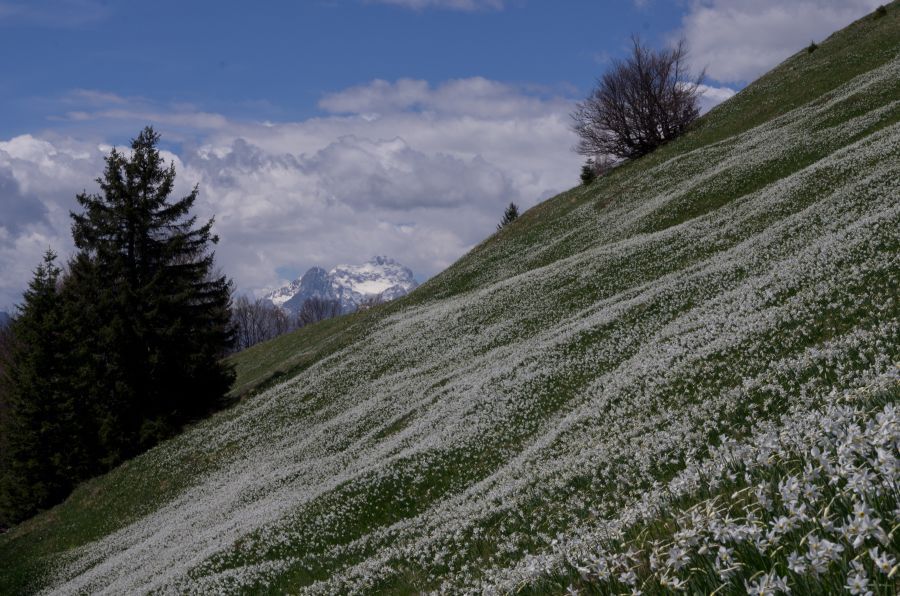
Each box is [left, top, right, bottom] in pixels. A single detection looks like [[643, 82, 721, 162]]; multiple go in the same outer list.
[[0, 135, 111, 309], [697, 83, 737, 113], [682, 0, 883, 83], [0, 71, 742, 308], [0, 79, 579, 306], [0, 0, 108, 26], [365, 0, 503, 11], [319, 77, 559, 118]]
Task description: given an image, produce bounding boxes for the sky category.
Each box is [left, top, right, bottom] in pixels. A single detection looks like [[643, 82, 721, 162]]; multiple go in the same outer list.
[[0, 0, 884, 309]]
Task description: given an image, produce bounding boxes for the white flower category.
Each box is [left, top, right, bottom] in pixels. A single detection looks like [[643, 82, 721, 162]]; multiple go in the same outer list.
[[659, 573, 686, 591], [845, 569, 871, 596], [745, 572, 790, 595], [778, 476, 801, 505], [868, 547, 896, 576], [806, 535, 844, 574], [786, 551, 806, 574], [714, 544, 738, 580], [618, 569, 638, 586], [666, 546, 690, 571]]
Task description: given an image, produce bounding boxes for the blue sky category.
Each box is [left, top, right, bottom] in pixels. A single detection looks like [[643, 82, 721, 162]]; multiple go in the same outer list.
[[0, 1, 689, 138], [0, 0, 883, 308]]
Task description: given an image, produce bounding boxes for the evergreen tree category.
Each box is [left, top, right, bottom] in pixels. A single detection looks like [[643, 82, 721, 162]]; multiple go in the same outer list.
[[581, 160, 597, 185], [69, 126, 234, 459], [497, 202, 520, 231], [0, 251, 87, 525]]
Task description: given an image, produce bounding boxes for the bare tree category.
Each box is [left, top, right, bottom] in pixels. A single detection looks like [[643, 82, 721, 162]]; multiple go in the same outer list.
[[357, 294, 384, 312], [297, 297, 342, 328], [572, 36, 704, 160], [231, 295, 293, 351]]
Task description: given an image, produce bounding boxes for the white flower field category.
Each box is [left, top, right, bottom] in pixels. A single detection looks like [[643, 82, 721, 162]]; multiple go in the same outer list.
[[2, 6, 898, 595]]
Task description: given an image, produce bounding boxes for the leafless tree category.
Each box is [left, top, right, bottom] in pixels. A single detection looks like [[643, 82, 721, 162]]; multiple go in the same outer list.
[[231, 295, 293, 351], [356, 294, 384, 312], [297, 297, 342, 328], [572, 36, 704, 160]]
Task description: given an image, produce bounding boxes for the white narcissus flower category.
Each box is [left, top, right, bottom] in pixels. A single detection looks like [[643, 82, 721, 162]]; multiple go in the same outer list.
[[845, 569, 871, 596], [868, 547, 895, 576]]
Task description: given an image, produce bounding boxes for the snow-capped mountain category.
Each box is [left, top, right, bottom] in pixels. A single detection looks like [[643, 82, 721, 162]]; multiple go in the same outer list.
[[266, 279, 302, 309], [266, 257, 418, 315]]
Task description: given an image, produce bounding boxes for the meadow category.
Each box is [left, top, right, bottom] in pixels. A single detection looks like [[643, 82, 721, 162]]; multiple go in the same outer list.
[[0, 4, 898, 594]]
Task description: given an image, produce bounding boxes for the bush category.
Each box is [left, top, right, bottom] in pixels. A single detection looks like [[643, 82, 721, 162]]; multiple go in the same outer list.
[[807, 41, 819, 54], [572, 36, 704, 160], [875, 5, 887, 18]]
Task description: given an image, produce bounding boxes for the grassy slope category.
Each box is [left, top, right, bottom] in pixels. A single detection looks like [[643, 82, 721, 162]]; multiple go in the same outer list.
[[1, 5, 898, 594]]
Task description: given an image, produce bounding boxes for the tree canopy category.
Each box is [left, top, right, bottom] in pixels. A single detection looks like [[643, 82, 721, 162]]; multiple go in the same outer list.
[[572, 37, 704, 160]]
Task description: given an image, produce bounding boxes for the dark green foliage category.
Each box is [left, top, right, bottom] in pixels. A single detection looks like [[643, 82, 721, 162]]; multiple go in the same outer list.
[[807, 41, 819, 53], [0, 252, 90, 527], [68, 126, 235, 456], [0, 128, 235, 527], [497, 202, 520, 231], [580, 160, 597, 185], [876, 5, 888, 18]]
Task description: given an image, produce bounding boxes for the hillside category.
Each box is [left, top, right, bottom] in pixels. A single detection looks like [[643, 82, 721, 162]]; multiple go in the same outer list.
[[2, 5, 899, 594]]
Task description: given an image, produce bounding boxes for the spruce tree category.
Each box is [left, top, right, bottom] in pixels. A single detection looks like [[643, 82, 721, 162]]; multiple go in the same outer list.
[[497, 202, 520, 231], [580, 160, 597, 185], [69, 126, 234, 458], [0, 251, 86, 525]]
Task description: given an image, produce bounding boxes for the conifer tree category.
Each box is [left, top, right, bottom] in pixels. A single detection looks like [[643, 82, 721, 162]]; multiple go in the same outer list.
[[0, 251, 86, 525], [497, 202, 520, 231], [69, 126, 234, 458], [581, 160, 597, 185]]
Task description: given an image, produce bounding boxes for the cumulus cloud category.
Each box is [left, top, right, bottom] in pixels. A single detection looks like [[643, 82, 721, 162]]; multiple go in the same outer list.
[[697, 84, 737, 114], [0, 79, 579, 306], [365, 0, 503, 11], [682, 0, 883, 83], [0, 135, 111, 309], [0, 70, 739, 308]]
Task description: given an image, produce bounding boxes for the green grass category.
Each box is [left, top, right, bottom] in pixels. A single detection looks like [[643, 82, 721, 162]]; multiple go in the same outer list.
[[1, 4, 898, 594]]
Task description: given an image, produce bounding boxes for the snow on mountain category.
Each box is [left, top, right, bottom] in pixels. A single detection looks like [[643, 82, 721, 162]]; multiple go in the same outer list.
[[266, 279, 302, 308], [267, 257, 418, 314]]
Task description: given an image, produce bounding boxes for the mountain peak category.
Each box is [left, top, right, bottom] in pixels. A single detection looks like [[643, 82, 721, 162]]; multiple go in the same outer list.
[[268, 256, 418, 314]]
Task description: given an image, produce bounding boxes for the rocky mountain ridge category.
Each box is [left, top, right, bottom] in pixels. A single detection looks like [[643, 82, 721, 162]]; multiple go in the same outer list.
[[266, 256, 418, 314]]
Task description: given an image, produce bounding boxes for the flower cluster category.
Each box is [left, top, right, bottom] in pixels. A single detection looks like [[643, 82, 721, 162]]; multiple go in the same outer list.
[[547, 399, 899, 595]]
